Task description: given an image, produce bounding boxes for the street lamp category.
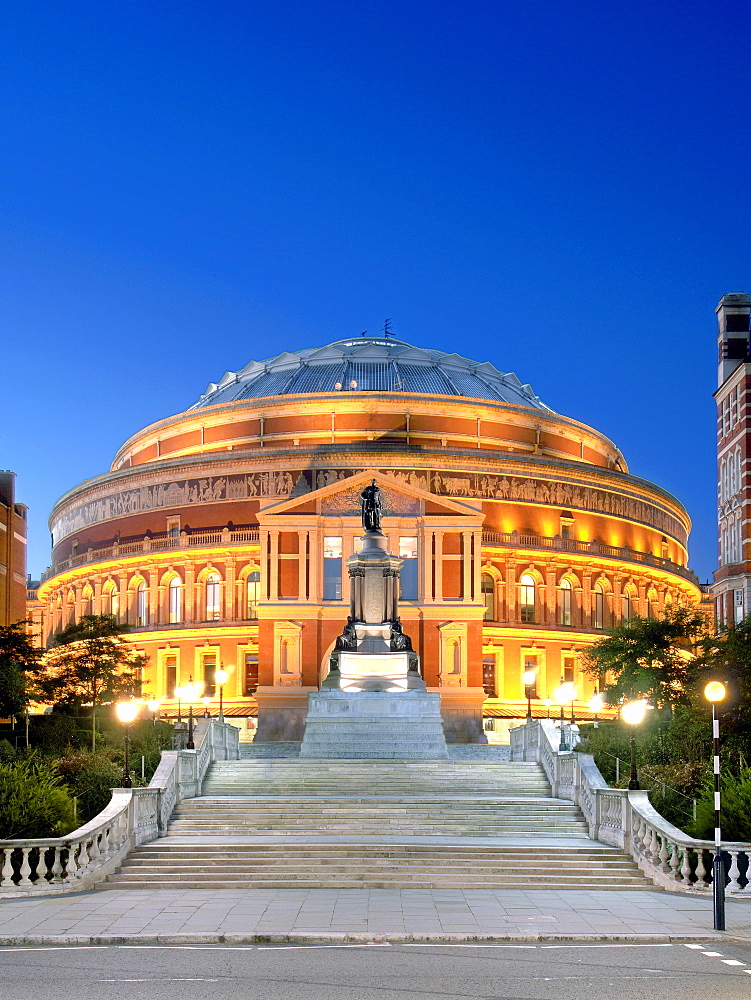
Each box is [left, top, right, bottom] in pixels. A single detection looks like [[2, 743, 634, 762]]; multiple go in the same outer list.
[[621, 699, 647, 790], [146, 699, 161, 728], [215, 667, 229, 722], [704, 680, 727, 932], [543, 697, 552, 720], [181, 676, 201, 750], [174, 686, 183, 723], [522, 668, 536, 721], [589, 691, 604, 729], [115, 700, 140, 788], [554, 681, 577, 751], [202, 695, 211, 718]]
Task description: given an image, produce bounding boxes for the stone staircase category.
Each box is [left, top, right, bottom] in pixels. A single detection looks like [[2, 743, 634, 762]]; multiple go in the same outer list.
[[108, 758, 653, 890]]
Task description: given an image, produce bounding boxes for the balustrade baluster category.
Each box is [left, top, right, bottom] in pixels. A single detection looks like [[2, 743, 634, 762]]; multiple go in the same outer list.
[[18, 848, 33, 886], [647, 827, 659, 864], [680, 848, 693, 884], [66, 843, 79, 879], [1, 848, 14, 886], [668, 841, 681, 883], [88, 832, 101, 864], [727, 851, 742, 893], [76, 838, 90, 876], [694, 849, 707, 889], [51, 846, 65, 883], [658, 835, 670, 872]]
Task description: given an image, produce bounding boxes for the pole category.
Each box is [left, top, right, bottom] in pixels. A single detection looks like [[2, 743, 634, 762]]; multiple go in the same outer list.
[[187, 702, 195, 750], [712, 703, 725, 931], [219, 683, 224, 723], [628, 730, 640, 790], [121, 727, 133, 788], [558, 704, 567, 751], [526, 685, 531, 721]]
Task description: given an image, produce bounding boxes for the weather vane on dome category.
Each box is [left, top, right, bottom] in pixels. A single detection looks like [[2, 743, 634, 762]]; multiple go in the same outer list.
[[383, 318, 392, 338]]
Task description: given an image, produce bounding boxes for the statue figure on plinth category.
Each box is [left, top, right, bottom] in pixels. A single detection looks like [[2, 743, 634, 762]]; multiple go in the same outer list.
[[360, 478, 383, 532]]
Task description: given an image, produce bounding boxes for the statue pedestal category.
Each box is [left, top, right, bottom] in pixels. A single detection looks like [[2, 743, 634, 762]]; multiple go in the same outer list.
[[299, 689, 449, 759]]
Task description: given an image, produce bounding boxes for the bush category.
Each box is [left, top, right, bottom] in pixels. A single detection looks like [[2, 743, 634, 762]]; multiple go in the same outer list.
[[691, 769, 751, 842], [55, 749, 122, 824], [0, 757, 75, 838]]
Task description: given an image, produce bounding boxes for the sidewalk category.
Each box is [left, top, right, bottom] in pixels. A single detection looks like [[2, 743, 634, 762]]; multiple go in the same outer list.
[[1, 887, 750, 945]]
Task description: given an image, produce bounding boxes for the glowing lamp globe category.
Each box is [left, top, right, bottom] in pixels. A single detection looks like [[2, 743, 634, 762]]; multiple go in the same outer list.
[[589, 693, 605, 714], [215, 668, 229, 686], [522, 669, 536, 687], [146, 699, 161, 713], [554, 682, 576, 705], [704, 681, 727, 703], [116, 701, 139, 725], [621, 700, 647, 726]]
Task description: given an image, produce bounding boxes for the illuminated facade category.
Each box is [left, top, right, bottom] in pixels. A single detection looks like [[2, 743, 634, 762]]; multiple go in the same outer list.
[[1, 472, 28, 627], [35, 335, 701, 739], [713, 292, 751, 624]]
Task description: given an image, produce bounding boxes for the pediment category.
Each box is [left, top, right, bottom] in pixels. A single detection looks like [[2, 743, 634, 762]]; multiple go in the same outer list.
[[258, 468, 483, 520]]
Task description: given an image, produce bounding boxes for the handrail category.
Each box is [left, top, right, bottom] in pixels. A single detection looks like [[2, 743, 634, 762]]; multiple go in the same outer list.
[[510, 718, 750, 894], [40, 527, 261, 583], [0, 719, 240, 896], [482, 530, 698, 584]]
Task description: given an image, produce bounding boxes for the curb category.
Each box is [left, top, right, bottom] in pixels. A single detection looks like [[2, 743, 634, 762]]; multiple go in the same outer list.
[[1, 931, 748, 947]]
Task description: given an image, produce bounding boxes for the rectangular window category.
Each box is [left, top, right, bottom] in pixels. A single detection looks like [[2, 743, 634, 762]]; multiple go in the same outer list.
[[735, 589, 745, 624], [202, 653, 217, 697], [482, 656, 496, 697], [323, 536, 343, 600], [523, 654, 539, 696], [244, 652, 259, 696], [399, 536, 418, 600], [165, 655, 177, 699], [563, 656, 576, 684]]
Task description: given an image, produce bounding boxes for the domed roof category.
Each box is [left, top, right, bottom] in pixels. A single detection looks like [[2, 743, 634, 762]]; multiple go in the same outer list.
[[189, 336, 554, 412]]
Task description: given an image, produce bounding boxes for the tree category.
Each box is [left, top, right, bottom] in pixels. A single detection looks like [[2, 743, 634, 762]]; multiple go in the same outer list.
[[691, 616, 751, 748], [583, 605, 707, 709], [0, 621, 43, 718], [36, 615, 142, 750]]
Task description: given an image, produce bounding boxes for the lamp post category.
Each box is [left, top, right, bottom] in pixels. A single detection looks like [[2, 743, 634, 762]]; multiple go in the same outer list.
[[182, 676, 201, 750], [621, 700, 647, 790], [589, 691, 604, 729], [115, 700, 140, 788], [522, 669, 536, 721], [704, 680, 727, 931], [554, 682, 576, 751], [174, 686, 183, 723], [543, 697, 552, 720], [146, 699, 161, 728], [202, 696, 211, 719], [215, 667, 229, 722]]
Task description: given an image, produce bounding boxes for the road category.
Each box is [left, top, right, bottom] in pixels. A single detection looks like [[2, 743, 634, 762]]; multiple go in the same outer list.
[[1, 941, 751, 1000]]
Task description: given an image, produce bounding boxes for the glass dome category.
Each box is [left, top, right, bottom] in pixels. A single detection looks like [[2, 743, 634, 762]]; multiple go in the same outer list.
[[189, 336, 554, 412]]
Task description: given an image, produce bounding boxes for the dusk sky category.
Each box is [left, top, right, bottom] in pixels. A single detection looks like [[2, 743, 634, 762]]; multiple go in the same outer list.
[[2, 1, 750, 580]]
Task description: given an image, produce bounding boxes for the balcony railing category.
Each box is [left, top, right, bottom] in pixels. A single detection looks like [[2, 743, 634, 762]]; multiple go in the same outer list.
[[481, 530, 699, 585], [40, 527, 261, 584]]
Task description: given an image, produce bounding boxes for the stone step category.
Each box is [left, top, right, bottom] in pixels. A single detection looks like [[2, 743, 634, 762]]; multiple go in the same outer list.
[[107, 877, 654, 890]]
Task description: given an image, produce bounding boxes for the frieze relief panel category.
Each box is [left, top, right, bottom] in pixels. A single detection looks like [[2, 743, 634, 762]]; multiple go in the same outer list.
[[52, 467, 687, 546]]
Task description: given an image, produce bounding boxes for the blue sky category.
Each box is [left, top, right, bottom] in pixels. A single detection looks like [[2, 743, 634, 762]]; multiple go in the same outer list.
[[2, 0, 749, 579]]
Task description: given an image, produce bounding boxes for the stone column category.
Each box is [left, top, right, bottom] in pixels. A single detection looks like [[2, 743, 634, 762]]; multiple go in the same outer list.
[[434, 531, 444, 602], [148, 567, 159, 624], [545, 566, 557, 625], [226, 560, 236, 619], [93, 577, 103, 616], [582, 571, 592, 628], [422, 528, 434, 603], [506, 559, 517, 623], [269, 531, 280, 601], [462, 531, 472, 602], [185, 564, 195, 622], [298, 531, 308, 601], [612, 573, 623, 625]]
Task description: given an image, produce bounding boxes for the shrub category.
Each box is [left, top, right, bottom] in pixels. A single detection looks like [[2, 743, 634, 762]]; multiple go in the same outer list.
[[691, 769, 751, 842], [0, 757, 75, 838], [55, 748, 122, 824]]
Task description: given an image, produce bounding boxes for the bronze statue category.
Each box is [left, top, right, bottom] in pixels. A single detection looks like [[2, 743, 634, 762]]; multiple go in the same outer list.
[[360, 478, 383, 531]]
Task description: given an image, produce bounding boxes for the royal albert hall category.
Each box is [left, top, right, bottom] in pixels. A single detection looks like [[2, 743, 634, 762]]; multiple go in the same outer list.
[[35, 335, 702, 741]]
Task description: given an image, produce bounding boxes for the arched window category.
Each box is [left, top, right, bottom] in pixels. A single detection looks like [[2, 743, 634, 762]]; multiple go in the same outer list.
[[246, 571, 260, 620], [622, 588, 634, 622], [559, 578, 572, 626], [481, 573, 496, 621], [103, 581, 119, 619], [136, 581, 148, 627], [82, 586, 93, 617], [646, 589, 658, 618], [520, 574, 536, 624], [206, 573, 221, 620], [593, 583, 605, 629], [169, 576, 182, 623]]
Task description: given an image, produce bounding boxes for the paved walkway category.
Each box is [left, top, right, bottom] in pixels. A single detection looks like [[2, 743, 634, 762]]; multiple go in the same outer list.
[[1, 887, 750, 945]]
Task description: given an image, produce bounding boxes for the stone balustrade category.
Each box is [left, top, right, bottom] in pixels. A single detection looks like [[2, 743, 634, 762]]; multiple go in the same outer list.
[[0, 719, 240, 896], [510, 718, 750, 894]]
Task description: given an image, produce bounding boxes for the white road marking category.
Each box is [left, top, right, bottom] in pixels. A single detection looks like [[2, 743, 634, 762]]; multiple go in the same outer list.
[[702, 951, 724, 957], [0, 946, 107, 952], [721, 960, 745, 966], [541, 943, 673, 949], [98, 979, 220, 983], [256, 943, 391, 950], [683, 943, 705, 949], [403, 944, 536, 949]]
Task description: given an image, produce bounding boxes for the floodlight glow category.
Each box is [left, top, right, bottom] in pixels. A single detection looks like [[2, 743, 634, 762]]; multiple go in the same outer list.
[[115, 701, 139, 724], [621, 700, 647, 726], [704, 681, 727, 703]]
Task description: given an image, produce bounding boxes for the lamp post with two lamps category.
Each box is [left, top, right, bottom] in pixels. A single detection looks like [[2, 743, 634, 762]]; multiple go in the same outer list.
[[553, 681, 577, 751], [704, 680, 727, 931], [115, 700, 140, 788], [522, 668, 536, 721], [621, 699, 647, 790], [215, 667, 229, 722]]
